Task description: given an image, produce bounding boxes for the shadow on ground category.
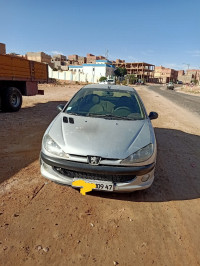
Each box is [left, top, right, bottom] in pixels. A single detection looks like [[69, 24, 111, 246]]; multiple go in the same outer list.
[[91, 128, 200, 202], [0, 100, 66, 184]]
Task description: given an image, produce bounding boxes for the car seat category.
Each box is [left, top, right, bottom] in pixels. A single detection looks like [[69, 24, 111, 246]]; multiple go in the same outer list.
[[89, 100, 115, 114], [79, 94, 100, 112]]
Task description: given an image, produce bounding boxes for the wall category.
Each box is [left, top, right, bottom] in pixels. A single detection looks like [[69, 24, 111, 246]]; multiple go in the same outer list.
[[82, 65, 106, 83], [48, 66, 88, 82], [48, 64, 115, 83]]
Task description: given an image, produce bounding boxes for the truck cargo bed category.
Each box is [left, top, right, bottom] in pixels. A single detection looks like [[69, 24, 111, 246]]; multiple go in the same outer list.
[[0, 54, 47, 112], [0, 54, 48, 82]]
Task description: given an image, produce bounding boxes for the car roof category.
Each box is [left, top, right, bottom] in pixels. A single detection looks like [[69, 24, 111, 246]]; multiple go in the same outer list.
[[83, 84, 136, 92]]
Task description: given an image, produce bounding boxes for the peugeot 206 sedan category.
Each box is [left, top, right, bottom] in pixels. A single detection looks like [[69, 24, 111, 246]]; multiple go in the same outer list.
[[40, 84, 158, 192]]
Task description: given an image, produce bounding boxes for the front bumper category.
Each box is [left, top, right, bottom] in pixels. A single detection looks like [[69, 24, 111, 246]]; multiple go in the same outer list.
[[40, 152, 155, 192]]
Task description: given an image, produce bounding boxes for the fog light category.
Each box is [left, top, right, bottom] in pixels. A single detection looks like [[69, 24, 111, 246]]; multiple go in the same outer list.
[[141, 174, 150, 182]]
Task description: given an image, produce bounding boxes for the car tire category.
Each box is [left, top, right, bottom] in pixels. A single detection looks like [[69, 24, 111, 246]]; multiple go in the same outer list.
[[2, 87, 22, 112]]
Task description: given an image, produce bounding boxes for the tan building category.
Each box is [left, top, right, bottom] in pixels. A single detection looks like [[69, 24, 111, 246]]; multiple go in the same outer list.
[[26, 52, 53, 67], [154, 66, 178, 83], [68, 54, 78, 62], [114, 59, 125, 64], [178, 69, 200, 84], [97, 55, 106, 60], [77, 56, 86, 65], [67, 53, 105, 65], [51, 54, 67, 70], [86, 53, 96, 64], [52, 54, 67, 62], [187, 69, 200, 84], [67, 54, 86, 65], [113, 60, 155, 82], [178, 70, 184, 76], [0, 43, 6, 55], [86, 53, 106, 64]]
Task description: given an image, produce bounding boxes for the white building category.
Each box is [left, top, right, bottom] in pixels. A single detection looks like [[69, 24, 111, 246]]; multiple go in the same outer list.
[[48, 60, 115, 83]]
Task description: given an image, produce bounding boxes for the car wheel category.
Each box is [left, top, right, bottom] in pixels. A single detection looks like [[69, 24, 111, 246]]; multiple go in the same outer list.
[[2, 87, 22, 112]]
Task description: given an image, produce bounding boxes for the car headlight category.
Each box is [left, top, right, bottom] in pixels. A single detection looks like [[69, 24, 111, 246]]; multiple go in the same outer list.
[[121, 143, 153, 165], [43, 134, 69, 158]]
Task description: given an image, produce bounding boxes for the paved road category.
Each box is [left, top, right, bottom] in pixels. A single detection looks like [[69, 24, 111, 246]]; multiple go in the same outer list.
[[147, 85, 200, 117]]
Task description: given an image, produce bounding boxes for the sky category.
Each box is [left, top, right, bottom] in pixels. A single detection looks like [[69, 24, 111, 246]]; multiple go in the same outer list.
[[0, 0, 200, 70]]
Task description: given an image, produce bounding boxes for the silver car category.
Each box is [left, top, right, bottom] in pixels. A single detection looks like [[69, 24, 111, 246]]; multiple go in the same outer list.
[[40, 84, 158, 192]]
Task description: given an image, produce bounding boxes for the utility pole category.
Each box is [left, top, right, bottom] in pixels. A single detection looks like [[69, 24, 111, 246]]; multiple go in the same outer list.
[[105, 49, 109, 59], [183, 63, 190, 70]]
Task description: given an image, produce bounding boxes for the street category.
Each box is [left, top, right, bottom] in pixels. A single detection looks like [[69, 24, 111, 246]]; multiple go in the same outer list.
[[148, 85, 200, 117]]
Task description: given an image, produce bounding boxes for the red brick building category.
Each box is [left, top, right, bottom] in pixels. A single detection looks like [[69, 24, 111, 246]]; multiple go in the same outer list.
[[154, 66, 178, 83]]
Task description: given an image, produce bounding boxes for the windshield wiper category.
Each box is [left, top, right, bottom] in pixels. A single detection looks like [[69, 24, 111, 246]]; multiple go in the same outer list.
[[66, 112, 79, 116], [87, 114, 133, 120], [66, 112, 87, 116]]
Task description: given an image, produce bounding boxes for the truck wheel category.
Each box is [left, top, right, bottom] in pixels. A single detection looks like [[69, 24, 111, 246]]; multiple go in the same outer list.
[[2, 87, 22, 112]]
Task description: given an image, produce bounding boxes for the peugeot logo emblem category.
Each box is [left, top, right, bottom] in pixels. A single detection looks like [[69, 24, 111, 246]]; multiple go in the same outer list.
[[88, 156, 101, 165]]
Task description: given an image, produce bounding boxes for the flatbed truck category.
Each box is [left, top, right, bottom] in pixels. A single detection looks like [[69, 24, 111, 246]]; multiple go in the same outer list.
[[0, 54, 48, 112]]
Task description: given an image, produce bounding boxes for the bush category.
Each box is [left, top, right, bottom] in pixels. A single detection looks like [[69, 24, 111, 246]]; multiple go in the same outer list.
[[99, 76, 107, 82], [192, 79, 198, 85], [125, 74, 137, 84]]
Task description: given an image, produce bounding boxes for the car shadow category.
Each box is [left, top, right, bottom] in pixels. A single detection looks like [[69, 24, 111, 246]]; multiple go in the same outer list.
[[91, 128, 200, 202], [0, 100, 66, 184]]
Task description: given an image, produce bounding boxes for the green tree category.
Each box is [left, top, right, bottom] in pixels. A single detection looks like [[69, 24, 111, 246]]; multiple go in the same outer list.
[[114, 67, 127, 77]]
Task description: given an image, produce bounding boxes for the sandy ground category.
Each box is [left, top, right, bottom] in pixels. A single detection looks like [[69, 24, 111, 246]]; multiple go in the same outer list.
[[178, 85, 200, 95], [0, 84, 200, 266]]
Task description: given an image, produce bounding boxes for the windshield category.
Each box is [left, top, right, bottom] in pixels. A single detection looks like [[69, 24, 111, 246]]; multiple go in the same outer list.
[[65, 88, 145, 120]]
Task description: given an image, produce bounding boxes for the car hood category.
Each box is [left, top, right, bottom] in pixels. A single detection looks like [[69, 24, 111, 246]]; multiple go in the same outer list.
[[48, 113, 152, 159]]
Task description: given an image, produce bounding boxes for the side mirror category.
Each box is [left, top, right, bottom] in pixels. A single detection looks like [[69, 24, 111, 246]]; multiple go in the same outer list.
[[56, 103, 66, 112], [149, 111, 158, 120]]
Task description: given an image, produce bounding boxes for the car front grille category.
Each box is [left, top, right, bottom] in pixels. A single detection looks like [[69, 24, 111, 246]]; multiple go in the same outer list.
[[53, 167, 136, 183]]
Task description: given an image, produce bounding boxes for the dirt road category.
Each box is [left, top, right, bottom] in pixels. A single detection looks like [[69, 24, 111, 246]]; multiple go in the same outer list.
[[0, 84, 200, 266], [147, 85, 200, 116]]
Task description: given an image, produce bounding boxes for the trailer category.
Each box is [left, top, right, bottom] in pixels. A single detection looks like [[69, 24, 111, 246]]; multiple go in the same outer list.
[[0, 54, 48, 112]]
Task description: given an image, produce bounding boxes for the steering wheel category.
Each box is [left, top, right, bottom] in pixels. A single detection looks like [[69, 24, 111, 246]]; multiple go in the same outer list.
[[114, 106, 131, 112], [113, 106, 131, 116]]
